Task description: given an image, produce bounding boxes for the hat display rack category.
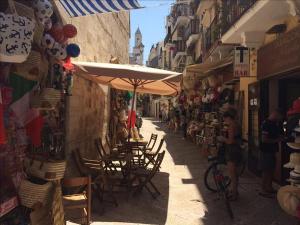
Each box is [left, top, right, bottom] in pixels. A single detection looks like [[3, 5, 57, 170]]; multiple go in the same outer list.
[[284, 119, 300, 186], [181, 73, 236, 157], [278, 98, 300, 220], [0, 0, 80, 224]]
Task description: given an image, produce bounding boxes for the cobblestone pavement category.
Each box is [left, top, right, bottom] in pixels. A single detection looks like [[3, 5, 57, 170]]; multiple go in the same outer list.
[[68, 118, 297, 225]]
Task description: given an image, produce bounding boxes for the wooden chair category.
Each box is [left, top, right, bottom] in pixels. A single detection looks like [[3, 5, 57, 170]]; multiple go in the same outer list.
[[132, 151, 165, 199], [62, 176, 92, 225], [145, 134, 158, 151], [72, 149, 101, 179], [94, 138, 120, 172], [143, 138, 164, 167], [73, 149, 125, 209]]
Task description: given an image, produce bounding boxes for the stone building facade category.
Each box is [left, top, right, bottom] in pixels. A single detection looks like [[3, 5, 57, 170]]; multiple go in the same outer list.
[[56, 5, 130, 175]]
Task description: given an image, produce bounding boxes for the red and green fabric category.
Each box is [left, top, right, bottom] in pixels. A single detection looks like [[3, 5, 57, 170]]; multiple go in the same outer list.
[[0, 90, 7, 144], [9, 73, 44, 147]]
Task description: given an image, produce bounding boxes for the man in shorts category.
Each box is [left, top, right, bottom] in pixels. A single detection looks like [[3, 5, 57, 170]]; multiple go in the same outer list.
[[260, 109, 283, 196]]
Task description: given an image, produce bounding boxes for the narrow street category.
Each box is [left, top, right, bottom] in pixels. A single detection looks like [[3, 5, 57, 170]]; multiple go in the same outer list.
[[84, 118, 297, 225]]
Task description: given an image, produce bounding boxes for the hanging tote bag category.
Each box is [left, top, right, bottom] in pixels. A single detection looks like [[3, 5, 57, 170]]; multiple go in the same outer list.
[[24, 156, 66, 181], [31, 88, 61, 110], [18, 179, 53, 209], [0, 0, 35, 63]]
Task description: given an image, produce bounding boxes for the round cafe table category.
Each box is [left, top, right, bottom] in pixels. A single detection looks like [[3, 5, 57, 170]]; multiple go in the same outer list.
[[126, 139, 148, 166]]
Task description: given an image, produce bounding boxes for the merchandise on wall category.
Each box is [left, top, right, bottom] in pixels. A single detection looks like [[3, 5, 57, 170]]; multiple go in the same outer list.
[[179, 71, 238, 152], [0, 0, 80, 224]]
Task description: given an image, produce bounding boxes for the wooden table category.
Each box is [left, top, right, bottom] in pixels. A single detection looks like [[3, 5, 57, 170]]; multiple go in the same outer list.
[[125, 139, 148, 166]]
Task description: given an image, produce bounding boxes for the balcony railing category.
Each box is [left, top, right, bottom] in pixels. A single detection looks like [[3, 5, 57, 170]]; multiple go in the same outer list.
[[202, 17, 220, 56], [171, 3, 193, 27], [177, 26, 185, 38], [175, 40, 186, 53], [221, 0, 258, 36], [184, 18, 200, 40], [202, 0, 257, 57]]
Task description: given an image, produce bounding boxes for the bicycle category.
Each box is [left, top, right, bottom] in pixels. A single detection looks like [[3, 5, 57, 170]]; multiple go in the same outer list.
[[204, 155, 234, 219], [203, 141, 247, 219], [204, 141, 247, 192]]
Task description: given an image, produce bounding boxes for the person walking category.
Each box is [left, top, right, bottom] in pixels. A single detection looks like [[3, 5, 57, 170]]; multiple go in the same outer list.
[[181, 109, 187, 139], [217, 108, 242, 200], [159, 110, 162, 122], [260, 109, 283, 197]]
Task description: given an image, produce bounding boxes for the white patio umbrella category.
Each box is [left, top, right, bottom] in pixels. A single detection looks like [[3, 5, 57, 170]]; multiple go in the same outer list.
[[73, 61, 181, 130]]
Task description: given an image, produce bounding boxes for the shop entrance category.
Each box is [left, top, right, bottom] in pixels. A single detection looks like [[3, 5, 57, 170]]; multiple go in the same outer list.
[[248, 81, 269, 176]]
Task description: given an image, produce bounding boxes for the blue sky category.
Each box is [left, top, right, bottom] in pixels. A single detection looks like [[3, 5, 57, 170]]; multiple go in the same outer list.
[[130, 0, 175, 64]]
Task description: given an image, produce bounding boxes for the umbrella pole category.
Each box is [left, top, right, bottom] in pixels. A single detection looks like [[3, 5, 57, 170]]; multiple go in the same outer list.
[[128, 85, 137, 141]]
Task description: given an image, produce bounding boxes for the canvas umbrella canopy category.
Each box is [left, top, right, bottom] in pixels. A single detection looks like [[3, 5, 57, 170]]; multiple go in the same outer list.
[[73, 61, 181, 129]]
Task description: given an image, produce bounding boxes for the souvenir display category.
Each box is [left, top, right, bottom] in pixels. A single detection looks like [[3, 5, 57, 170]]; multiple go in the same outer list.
[[32, 0, 53, 25], [0, 2, 80, 223], [0, 0, 35, 63]]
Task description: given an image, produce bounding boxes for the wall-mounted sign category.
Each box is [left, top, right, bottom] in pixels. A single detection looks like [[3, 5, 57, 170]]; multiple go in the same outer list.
[[234, 46, 250, 77]]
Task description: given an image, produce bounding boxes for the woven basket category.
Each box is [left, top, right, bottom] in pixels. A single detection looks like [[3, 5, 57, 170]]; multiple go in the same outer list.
[[13, 51, 42, 81], [24, 157, 66, 181], [18, 179, 53, 209], [31, 88, 61, 110], [51, 181, 65, 225]]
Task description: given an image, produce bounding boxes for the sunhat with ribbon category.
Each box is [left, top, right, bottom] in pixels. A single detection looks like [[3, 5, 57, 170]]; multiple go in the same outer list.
[[277, 185, 300, 217]]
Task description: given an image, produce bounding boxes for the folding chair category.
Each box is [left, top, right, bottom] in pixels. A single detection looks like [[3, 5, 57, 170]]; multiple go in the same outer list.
[[132, 151, 165, 199], [145, 134, 158, 151], [94, 138, 121, 172], [72, 149, 101, 178], [62, 176, 92, 225], [143, 138, 164, 167]]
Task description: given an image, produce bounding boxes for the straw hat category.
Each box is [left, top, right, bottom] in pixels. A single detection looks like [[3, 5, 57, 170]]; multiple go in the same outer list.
[[211, 119, 219, 126], [290, 165, 300, 184], [287, 126, 300, 150], [277, 185, 300, 217], [284, 153, 300, 168]]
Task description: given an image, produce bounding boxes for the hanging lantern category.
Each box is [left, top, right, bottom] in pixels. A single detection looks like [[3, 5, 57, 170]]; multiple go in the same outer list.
[[66, 43, 80, 58], [48, 25, 65, 43], [63, 57, 74, 70], [63, 24, 77, 38]]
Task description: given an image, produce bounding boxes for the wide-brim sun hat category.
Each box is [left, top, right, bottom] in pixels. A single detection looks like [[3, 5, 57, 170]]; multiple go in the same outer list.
[[287, 143, 300, 150], [277, 185, 300, 217], [284, 153, 300, 168]]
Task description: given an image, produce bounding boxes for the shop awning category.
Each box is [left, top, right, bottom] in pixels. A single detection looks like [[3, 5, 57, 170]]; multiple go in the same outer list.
[[73, 61, 181, 96], [185, 55, 233, 76], [58, 0, 142, 17]]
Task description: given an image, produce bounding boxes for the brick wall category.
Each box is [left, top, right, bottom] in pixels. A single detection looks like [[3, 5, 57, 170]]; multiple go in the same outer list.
[[64, 75, 110, 176]]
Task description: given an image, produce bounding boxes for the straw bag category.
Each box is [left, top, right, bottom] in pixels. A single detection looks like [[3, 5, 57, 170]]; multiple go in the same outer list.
[[51, 181, 65, 225], [12, 51, 48, 81], [0, 0, 35, 63], [33, 20, 45, 47], [18, 179, 53, 209], [24, 157, 66, 181], [31, 88, 61, 110]]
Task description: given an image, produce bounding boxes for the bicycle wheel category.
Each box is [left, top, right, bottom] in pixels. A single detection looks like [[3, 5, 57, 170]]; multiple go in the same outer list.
[[204, 162, 230, 192], [223, 191, 234, 219], [237, 160, 246, 177]]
